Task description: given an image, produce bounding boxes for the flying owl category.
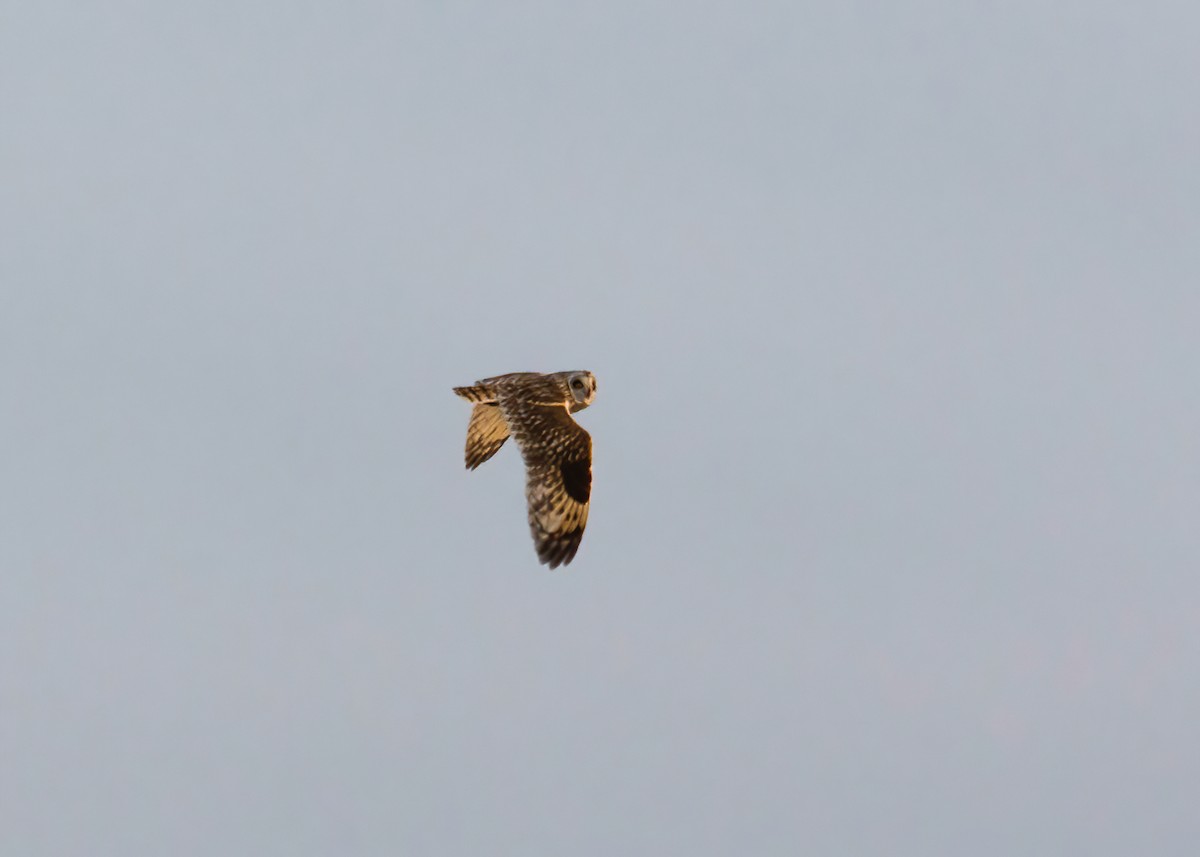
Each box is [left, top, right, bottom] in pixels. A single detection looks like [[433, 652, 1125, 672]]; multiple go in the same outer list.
[[453, 371, 597, 568]]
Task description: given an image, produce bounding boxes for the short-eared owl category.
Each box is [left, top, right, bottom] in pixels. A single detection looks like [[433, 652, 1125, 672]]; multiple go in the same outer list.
[[453, 371, 597, 568]]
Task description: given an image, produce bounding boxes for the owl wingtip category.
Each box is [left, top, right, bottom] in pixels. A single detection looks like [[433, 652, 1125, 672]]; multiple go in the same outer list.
[[537, 541, 580, 569]]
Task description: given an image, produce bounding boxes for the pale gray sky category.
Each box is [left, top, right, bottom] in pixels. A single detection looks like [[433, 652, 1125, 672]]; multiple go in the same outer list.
[[3, 2, 1199, 855]]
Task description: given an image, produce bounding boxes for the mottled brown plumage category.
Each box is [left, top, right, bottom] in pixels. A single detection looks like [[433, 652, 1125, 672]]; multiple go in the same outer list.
[[463, 403, 509, 470], [453, 371, 596, 568]]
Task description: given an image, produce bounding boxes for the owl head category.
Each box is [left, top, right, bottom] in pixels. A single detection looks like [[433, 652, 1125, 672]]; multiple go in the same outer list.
[[559, 370, 597, 412]]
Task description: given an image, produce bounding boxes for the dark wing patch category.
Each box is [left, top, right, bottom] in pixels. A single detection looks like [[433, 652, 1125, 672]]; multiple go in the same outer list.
[[559, 458, 592, 505]]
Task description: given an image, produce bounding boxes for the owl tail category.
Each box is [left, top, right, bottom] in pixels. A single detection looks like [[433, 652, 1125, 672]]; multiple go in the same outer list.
[[453, 384, 494, 404]]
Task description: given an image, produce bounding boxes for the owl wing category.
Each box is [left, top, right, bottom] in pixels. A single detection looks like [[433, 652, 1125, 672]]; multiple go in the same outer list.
[[464, 403, 510, 469], [496, 395, 592, 569]]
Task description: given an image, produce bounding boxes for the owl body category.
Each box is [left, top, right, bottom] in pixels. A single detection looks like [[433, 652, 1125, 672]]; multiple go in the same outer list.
[[453, 371, 597, 568]]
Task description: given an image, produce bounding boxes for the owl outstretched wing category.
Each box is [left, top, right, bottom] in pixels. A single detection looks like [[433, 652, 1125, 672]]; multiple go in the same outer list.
[[496, 395, 592, 568], [464, 403, 510, 470]]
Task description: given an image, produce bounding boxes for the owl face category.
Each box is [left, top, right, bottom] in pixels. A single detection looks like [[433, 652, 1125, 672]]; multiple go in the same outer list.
[[562, 371, 597, 411]]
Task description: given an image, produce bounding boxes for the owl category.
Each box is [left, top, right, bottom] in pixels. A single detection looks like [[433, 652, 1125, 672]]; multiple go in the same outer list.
[[453, 371, 597, 568]]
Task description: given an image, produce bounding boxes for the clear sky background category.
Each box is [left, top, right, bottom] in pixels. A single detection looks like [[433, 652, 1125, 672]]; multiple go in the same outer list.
[[3, 2, 1198, 854]]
